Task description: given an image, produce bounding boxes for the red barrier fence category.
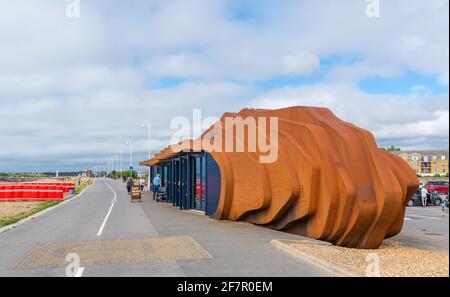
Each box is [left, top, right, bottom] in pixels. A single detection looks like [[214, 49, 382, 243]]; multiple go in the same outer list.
[[0, 182, 75, 201], [195, 179, 206, 198]]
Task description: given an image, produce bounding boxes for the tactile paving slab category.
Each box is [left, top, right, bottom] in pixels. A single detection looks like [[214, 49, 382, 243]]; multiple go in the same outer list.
[[11, 236, 212, 270]]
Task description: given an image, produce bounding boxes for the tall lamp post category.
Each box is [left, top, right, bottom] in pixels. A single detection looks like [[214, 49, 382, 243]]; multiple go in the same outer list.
[[111, 157, 115, 178], [142, 121, 151, 191], [118, 150, 123, 180], [126, 140, 133, 178], [115, 154, 119, 179]]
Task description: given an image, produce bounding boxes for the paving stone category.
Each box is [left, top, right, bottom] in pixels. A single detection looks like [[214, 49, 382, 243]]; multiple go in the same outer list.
[[11, 235, 212, 270]]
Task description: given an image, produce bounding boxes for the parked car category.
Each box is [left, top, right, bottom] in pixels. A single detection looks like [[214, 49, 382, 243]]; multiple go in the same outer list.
[[424, 181, 449, 195], [407, 190, 443, 207]]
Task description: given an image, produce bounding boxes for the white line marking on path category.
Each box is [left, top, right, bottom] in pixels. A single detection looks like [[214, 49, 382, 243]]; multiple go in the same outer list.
[[404, 217, 411, 220], [75, 267, 85, 277], [97, 180, 117, 236], [405, 215, 447, 221]]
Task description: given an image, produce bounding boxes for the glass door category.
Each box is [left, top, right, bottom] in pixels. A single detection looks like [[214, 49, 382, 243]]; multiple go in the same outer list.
[[181, 156, 189, 210], [191, 155, 206, 212], [173, 159, 180, 207]]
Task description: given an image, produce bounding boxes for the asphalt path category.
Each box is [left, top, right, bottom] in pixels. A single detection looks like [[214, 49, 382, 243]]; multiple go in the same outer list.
[[392, 206, 449, 253], [0, 179, 183, 276], [0, 179, 329, 277], [1, 178, 446, 277]]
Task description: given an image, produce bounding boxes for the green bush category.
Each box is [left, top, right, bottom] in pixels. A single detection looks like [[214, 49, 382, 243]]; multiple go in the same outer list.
[[107, 170, 137, 179]]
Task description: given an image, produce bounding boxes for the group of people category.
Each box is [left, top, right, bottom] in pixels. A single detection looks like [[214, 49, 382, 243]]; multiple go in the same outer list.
[[419, 185, 441, 207], [125, 177, 144, 194], [125, 174, 161, 201]]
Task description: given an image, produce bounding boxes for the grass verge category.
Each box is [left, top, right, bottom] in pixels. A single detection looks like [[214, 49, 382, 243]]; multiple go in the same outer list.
[[73, 178, 93, 194], [0, 200, 61, 228], [0, 179, 93, 229]]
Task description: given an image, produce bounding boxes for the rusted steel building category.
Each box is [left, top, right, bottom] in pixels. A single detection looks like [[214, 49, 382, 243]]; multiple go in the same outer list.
[[140, 106, 419, 249]]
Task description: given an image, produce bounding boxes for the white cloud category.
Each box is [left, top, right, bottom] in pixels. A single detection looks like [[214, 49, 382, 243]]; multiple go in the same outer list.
[[251, 82, 449, 149], [326, 62, 401, 83], [0, 65, 142, 97], [0, 81, 253, 170], [282, 52, 320, 76], [146, 53, 214, 79], [0, 0, 448, 171], [375, 110, 449, 140], [439, 73, 449, 86], [0, 0, 105, 71], [410, 85, 432, 97]]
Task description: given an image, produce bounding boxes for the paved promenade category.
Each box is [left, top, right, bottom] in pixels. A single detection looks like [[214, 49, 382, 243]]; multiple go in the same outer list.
[[0, 179, 328, 276]]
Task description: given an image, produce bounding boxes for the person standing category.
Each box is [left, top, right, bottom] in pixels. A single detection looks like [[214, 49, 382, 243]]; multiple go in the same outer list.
[[126, 177, 134, 195], [421, 186, 428, 207], [153, 173, 161, 201]]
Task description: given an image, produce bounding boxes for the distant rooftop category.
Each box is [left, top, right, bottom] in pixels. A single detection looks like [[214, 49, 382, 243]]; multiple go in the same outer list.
[[390, 150, 449, 156]]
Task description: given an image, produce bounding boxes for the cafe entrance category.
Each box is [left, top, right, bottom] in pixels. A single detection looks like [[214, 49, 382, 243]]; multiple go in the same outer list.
[[148, 152, 220, 216]]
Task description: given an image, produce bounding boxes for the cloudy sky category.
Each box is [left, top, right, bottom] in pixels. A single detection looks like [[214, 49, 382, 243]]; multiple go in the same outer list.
[[0, 0, 448, 172]]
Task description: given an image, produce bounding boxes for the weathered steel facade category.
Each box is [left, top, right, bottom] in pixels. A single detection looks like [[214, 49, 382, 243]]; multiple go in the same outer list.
[[141, 106, 419, 249]]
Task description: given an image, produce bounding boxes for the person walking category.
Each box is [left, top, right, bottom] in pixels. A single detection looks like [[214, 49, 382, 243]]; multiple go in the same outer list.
[[126, 177, 134, 195], [421, 186, 428, 207], [139, 177, 145, 191], [153, 173, 161, 201]]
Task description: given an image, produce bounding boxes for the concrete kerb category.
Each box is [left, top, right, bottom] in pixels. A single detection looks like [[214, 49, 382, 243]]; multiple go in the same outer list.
[[0, 184, 92, 234], [270, 239, 358, 277]]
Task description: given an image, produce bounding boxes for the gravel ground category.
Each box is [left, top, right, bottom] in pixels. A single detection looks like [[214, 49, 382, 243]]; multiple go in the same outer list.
[[279, 239, 449, 277], [0, 202, 43, 217]]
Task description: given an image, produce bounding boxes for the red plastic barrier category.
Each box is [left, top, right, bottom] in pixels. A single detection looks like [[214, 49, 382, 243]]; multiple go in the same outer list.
[[4, 184, 13, 199], [14, 184, 23, 199], [56, 187, 64, 200], [0, 182, 65, 201], [50, 187, 57, 199], [23, 185, 31, 200], [31, 184, 39, 200], [38, 185, 47, 199]]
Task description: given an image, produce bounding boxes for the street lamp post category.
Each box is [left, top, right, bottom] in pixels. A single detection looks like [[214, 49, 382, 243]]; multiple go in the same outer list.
[[142, 121, 151, 191], [111, 157, 115, 178], [118, 150, 123, 180], [126, 140, 133, 178], [115, 154, 119, 179]]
